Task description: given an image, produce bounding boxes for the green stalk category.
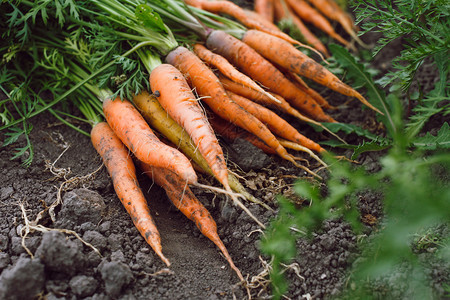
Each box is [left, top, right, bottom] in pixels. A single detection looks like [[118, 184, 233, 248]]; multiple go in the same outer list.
[[0, 41, 155, 132], [90, 0, 178, 55], [136, 49, 163, 74]]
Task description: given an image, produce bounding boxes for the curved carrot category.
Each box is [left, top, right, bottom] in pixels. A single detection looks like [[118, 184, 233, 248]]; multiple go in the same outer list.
[[240, 29, 383, 114], [286, 0, 350, 47], [274, 0, 330, 57], [91, 122, 170, 266], [165, 46, 296, 165], [205, 30, 337, 122], [254, 0, 274, 22], [184, 0, 303, 46], [227, 91, 325, 153], [149, 62, 228, 192], [139, 162, 244, 282], [193, 44, 279, 104], [102, 97, 198, 184]]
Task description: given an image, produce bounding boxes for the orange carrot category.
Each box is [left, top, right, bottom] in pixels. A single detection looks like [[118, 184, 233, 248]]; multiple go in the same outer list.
[[139, 162, 244, 282], [193, 44, 280, 104], [205, 30, 337, 122], [274, 0, 330, 57], [183, 0, 303, 46], [285, 0, 350, 47], [306, 0, 367, 47], [165, 46, 297, 165], [219, 74, 318, 122], [149, 62, 228, 193], [102, 97, 198, 184], [240, 29, 383, 114], [285, 71, 335, 109], [91, 122, 170, 266], [244, 9, 279, 31], [208, 114, 277, 155], [219, 76, 347, 143], [254, 0, 274, 22], [226, 90, 325, 153]]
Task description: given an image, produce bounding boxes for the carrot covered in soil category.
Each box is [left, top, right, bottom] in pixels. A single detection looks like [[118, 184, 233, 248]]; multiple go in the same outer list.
[[139, 162, 244, 282], [165, 46, 297, 167], [239, 30, 383, 114], [91, 122, 170, 266], [285, 0, 350, 47], [102, 97, 198, 184], [205, 30, 337, 122], [273, 0, 330, 57], [149, 63, 228, 193], [254, 0, 275, 22], [193, 44, 280, 104]]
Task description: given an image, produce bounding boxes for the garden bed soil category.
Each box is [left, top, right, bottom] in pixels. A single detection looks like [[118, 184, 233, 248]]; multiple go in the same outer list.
[[1, 1, 448, 299]]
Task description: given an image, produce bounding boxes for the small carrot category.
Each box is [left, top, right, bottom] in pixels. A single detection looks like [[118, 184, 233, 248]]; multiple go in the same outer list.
[[273, 0, 330, 57], [226, 90, 325, 154], [102, 97, 198, 184], [91, 122, 170, 266], [254, 0, 275, 22], [277, 138, 327, 167], [183, 0, 304, 47], [306, 0, 368, 47], [165, 45, 297, 168], [149, 62, 228, 195], [240, 29, 383, 114], [193, 44, 280, 104], [139, 162, 245, 282], [285, 0, 351, 47], [205, 30, 337, 122]]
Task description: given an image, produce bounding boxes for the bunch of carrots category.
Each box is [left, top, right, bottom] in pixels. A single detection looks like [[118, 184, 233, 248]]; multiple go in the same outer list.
[[252, 0, 367, 56], [1, 0, 379, 287]]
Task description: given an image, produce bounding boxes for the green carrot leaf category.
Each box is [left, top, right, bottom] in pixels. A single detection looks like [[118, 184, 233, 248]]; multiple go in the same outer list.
[[413, 122, 450, 150], [135, 4, 167, 33]]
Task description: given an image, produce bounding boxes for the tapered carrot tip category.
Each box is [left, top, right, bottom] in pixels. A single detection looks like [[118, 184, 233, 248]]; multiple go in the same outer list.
[[155, 250, 171, 267], [333, 81, 384, 115], [213, 238, 245, 282]]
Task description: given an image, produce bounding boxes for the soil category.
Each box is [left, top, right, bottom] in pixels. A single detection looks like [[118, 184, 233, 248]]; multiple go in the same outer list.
[[0, 1, 448, 300]]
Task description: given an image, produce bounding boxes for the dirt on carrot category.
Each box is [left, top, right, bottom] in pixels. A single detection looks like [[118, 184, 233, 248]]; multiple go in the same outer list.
[[149, 62, 229, 193], [240, 29, 382, 114], [205, 30, 337, 122], [91, 122, 170, 266], [102, 97, 198, 184]]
